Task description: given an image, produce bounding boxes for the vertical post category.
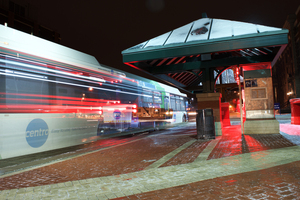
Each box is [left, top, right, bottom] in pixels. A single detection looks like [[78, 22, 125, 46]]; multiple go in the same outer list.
[[202, 67, 215, 93], [238, 65, 243, 135]]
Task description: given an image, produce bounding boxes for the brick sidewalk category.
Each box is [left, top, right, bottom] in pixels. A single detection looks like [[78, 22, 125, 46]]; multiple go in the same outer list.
[[116, 160, 300, 200], [1, 122, 300, 199]]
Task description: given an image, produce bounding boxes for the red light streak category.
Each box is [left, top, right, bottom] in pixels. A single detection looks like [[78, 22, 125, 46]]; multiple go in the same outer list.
[[243, 135, 268, 152], [0, 104, 102, 113], [0, 93, 119, 103], [0, 93, 123, 114]]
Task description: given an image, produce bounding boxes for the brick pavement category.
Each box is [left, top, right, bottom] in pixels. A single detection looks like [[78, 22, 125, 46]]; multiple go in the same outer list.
[[0, 129, 194, 190], [160, 139, 210, 167], [1, 120, 300, 199], [118, 160, 300, 200]]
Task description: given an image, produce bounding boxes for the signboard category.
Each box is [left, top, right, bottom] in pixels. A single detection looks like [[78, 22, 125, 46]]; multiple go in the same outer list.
[[274, 103, 280, 114]]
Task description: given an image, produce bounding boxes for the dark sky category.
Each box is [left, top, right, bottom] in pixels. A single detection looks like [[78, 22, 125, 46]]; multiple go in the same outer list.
[[26, 0, 299, 78]]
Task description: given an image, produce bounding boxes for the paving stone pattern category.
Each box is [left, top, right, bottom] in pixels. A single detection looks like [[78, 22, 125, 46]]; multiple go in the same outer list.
[[0, 122, 300, 199], [118, 160, 300, 200], [0, 133, 194, 190], [160, 140, 210, 167]]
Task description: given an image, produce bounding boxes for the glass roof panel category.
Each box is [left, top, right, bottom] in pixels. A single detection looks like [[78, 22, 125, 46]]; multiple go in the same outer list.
[[128, 41, 148, 50], [232, 21, 258, 36], [165, 23, 193, 45], [144, 32, 171, 48], [209, 19, 233, 39], [257, 25, 281, 33], [187, 18, 212, 42]]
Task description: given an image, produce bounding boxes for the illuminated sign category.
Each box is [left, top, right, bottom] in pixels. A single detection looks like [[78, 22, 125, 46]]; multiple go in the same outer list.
[[25, 119, 49, 148]]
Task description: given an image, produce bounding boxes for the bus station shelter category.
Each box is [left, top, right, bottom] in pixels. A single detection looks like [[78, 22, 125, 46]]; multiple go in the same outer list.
[[122, 16, 288, 135]]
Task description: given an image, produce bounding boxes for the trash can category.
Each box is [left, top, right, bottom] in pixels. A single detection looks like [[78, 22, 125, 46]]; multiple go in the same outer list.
[[196, 109, 215, 139], [290, 98, 300, 125]]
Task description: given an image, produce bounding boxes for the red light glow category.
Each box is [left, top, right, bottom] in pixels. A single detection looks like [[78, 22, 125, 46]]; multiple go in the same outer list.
[[280, 124, 300, 136], [243, 135, 268, 152], [0, 92, 122, 114]]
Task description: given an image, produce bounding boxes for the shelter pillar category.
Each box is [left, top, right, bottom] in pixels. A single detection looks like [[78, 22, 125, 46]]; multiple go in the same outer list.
[[242, 62, 279, 134], [203, 67, 215, 93], [196, 93, 222, 136]]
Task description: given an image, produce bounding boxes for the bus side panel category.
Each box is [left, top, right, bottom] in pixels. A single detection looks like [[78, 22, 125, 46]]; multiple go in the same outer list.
[[0, 113, 98, 159]]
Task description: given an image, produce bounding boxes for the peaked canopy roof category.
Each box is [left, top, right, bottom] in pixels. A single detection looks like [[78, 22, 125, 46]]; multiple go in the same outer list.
[[122, 18, 288, 93]]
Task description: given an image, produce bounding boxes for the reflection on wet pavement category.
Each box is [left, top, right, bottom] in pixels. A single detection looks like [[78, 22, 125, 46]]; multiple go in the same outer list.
[[1, 121, 300, 199], [121, 160, 300, 200], [0, 125, 196, 190]]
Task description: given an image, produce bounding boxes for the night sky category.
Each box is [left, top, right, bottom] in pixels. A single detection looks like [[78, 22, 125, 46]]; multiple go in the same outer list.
[[26, 0, 299, 78]]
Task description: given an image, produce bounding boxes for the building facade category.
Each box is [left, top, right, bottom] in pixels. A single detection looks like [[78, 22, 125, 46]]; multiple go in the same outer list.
[[0, 0, 60, 43], [273, 5, 300, 112]]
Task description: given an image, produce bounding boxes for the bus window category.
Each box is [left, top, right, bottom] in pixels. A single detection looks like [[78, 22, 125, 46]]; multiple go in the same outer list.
[[153, 91, 162, 104], [176, 96, 181, 110], [164, 96, 169, 110], [170, 95, 176, 110], [142, 89, 153, 103], [180, 99, 186, 111]]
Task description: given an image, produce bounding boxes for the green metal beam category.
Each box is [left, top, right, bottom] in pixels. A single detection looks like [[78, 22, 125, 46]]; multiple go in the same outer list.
[[122, 31, 288, 63], [189, 70, 202, 79], [149, 54, 275, 74]]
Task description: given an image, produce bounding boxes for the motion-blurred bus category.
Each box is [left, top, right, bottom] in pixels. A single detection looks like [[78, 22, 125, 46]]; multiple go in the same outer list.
[[0, 24, 188, 159]]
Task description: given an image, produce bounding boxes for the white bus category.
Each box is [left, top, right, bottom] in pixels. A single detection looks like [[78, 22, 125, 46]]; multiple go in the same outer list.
[[0, 24, 188, 159]]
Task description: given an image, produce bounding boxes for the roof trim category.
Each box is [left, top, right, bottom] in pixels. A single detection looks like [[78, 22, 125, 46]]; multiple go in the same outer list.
[[122, 29, 288, 63]]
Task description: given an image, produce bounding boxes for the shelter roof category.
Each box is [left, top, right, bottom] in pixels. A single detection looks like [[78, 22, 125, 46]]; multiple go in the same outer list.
[[122, 18, 288, 92]]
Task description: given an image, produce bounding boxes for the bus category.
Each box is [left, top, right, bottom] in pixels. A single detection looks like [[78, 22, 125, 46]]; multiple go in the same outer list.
[[0, 24, 188, 159]]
